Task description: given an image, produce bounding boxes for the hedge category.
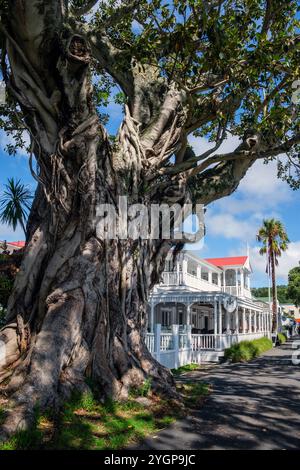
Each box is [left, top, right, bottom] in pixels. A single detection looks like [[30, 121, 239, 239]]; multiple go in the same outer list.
[[224, 337, 273, 363]]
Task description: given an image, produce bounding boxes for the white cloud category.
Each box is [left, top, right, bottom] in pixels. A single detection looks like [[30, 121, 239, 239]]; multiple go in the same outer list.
[[190, 134, 291, 211], [239, 157, 291, 205], [205, 212, 256, 240]]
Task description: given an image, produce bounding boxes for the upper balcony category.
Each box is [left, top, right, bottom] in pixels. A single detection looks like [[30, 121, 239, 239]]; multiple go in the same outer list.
[[157, 251, 252, 299]]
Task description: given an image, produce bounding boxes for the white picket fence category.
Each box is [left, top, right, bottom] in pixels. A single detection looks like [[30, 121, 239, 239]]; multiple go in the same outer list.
[[145, 324, 270, 369]]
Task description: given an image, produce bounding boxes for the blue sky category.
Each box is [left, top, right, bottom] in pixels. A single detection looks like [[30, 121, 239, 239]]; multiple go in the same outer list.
[[186, 135, 300, 288], [1, 100, 300, 289]]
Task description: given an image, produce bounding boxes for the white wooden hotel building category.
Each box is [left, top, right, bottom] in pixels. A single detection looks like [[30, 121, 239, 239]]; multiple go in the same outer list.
[[146, 251, 272, 367]]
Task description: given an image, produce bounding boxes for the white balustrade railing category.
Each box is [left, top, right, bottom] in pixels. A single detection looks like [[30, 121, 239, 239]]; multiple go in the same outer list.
[[161, 272, 182, 286], [222, 286, 240, 296], [192, 334, 216, 350], [179, 333, 189, 349], [145, 333, 155, 353], [145, 325, 270, 369], [161, 271, 220, 291], [222, 286, 252, 299], [160, 333, 174, 351]]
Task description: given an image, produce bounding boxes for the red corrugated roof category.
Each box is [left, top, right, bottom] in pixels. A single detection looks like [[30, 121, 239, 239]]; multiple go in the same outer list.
[[6, 241, 25, 247], [205, 256, 248, 267]]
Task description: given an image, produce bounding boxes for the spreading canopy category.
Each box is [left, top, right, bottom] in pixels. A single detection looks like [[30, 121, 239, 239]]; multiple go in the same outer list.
[[0, 0, 300, 207]]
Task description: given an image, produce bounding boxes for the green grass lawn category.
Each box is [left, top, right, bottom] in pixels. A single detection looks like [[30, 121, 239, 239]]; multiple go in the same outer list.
[[0, 380, 211, 450], [171, 363, 200, 376]]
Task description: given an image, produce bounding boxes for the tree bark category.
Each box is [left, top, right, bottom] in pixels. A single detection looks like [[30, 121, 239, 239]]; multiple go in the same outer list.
[[0, 116, 175, 437], [0, 11, 175, 437]]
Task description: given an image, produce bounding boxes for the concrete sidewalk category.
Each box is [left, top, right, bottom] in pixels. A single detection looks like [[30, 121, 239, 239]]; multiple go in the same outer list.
[[133, 337, 300, 450]]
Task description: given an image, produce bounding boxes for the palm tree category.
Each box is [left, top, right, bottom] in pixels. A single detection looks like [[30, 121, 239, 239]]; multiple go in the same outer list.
[[257, 219, 289, 333], [0, 178, 32, 237]]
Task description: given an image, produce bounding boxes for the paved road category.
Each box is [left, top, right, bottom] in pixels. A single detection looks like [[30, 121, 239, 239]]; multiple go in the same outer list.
[[134, 337, 300, 450]]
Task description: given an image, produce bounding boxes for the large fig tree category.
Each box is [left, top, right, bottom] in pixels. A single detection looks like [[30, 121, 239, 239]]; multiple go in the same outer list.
[[0, 0, 299, 436]]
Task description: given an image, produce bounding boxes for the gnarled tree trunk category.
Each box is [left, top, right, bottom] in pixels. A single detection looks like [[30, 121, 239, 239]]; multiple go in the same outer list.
[[0, 17, 175, 437], [0, 1, 261, 437]]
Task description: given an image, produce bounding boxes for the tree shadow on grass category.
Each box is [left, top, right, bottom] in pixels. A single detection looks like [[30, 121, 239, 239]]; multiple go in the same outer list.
[[0, 390, 183, 450]]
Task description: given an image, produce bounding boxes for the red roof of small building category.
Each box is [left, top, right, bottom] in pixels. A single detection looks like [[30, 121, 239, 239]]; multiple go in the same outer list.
[[204, 256, 248, 268], [6, 241, 25, 247]]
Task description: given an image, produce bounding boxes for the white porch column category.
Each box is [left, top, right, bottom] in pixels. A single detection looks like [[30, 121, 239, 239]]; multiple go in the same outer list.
[[150, 298, 155, 333], [208, 270, 212, 284], [182, 257, 188, 283], [187, 324, 192, 362], [172, 305, 176, 325], [235, 268, 239, 295], [259, 312, 262, 332], [240, 269, 244, 297], [176, 260, 181, 284], [196, 264, 201, 279], [234, 307, 239, 334], [259, 313, 262, 332], [254, 310, 257, 332], [242, 307, 246, 334], [172, 324, 179, 369], [186, 303, 191, 326], [264, 313, 267, 332], [154, 323, 161, 363], [226, 309, 231, 334], [214, 298, 218, 335], [218, 298, 223, 335]]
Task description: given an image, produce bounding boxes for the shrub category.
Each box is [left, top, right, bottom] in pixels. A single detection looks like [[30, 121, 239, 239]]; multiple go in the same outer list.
[[277, 332, 287, 344], [224, 337, 273, 363]]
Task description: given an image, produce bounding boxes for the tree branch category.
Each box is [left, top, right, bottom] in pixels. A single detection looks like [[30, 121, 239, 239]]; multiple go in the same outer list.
[[80, 24, 134, 98], [71, 0, 99, 17], [261, 0, 273, 36], [159, 132, 300, 179], [188, 157, 256, 205]]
